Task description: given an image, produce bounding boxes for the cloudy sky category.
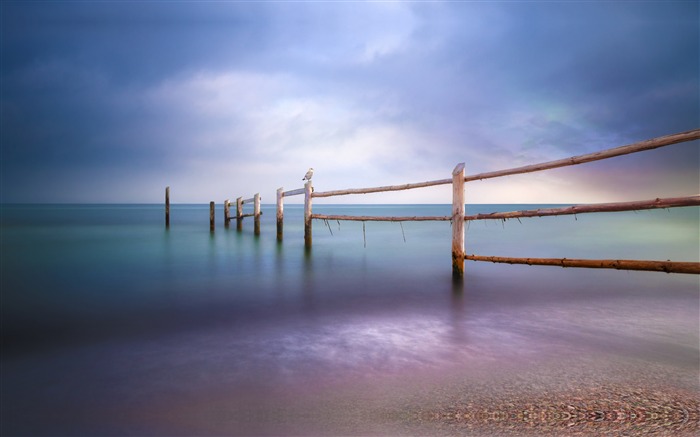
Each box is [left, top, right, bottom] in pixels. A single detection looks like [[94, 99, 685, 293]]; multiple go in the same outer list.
[[1, 1, 698, 204]]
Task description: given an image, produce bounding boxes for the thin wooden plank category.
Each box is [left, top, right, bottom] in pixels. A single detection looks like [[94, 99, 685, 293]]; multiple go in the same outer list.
[[311, 214, 451, 222], [464, 129, 700, 182], [311, 178, 452, 198], [464, 196, 700, 221], [283, 188, 306, 197], [465, 254, 700, 274]]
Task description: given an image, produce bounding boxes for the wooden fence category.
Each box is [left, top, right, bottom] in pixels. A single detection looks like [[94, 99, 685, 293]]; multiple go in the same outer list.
[[300, 129, 700, 277], [167, 129, 699, 277], [224, 194, 262, 235]]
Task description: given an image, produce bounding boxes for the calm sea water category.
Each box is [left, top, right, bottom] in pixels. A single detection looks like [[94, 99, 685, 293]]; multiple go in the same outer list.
[[2, 204, 698, 435]]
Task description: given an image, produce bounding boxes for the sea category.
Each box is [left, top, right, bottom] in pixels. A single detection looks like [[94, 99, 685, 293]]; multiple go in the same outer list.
[[2, 203, 698, 436]]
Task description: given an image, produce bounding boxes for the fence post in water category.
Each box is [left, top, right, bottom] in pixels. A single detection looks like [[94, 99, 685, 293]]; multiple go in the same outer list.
[[165, 186, 170, 228], [452, 163, 466, 278], [210, 201, 215, 232], [304, 181, 313, 248], [254, 193, 261, 236], [276, 187, 284, 241], [236, 197, 243, 231], [224, 199, 231, 228]]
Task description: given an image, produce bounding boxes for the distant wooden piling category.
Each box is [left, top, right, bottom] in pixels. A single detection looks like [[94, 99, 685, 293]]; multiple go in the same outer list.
[[165, 186, 170, 228], [276, 188, 284, 241], [451, 163, 466, 278], [254, 193, 261, 236], [210, 201, 215, 232], [304, 181, 313, 248], [224, 199, 231, 228], [236, 197, 243, 231]]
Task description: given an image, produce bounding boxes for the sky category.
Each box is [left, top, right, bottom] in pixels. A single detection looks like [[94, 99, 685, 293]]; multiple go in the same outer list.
[[1, 1, 698, 204]]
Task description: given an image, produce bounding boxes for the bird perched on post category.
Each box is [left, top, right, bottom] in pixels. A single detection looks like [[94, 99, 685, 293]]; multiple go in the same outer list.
[[302, 168, 314, 181]]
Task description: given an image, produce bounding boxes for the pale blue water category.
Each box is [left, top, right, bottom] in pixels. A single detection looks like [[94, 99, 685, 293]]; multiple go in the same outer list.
[[2, 204, 698, 435]]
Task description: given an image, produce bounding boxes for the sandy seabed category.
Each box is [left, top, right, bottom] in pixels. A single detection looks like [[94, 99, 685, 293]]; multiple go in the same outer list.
[[98, 353, 697, 436]]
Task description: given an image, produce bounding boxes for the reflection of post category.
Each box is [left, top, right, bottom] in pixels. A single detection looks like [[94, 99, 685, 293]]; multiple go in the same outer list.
[[452, 163, 465, 278], [224, 199, 230, 228], [254, 193, 261, 236], [304, 181, 313, 248], [236, 197, 243, 231], [165, 186, 170, 228], [210, 201, 215, 232], [276, 187, 284, 242]]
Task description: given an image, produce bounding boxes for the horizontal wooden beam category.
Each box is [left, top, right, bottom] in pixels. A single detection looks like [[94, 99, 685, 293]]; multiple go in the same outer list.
[[465, 195, 700, 221], [237, 212, 263, 218], [283, 188, 305, 197], [303, 130, 699, 199], [311, 178, 452, 198], [465, 254, 700, 274], [464, 129, 700, 182], [311, 214, 451, 222]]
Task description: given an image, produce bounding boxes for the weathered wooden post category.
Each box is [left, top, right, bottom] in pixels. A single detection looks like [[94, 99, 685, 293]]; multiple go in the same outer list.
[[452, 163, 465, 278], [276, 187, 284, 241], [253, 193, 261, 236], [304, 181, 313, 248], [165, 186, 170, 228], [236, 197, 243, 231], [224, 199, 230, 228], [210, 201, 215, 232]]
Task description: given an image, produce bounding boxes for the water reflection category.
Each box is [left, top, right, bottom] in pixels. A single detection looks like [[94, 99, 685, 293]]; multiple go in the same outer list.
[[448, 285, 468, 345], [301, 245, 316, 312]]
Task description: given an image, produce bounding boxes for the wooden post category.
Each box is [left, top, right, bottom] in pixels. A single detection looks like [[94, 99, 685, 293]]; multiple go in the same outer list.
[[236, 197, 243, 231], [210, 201, 215, 232], [276, 187, 284, 241], [165, 186, 170, 228], [452, 163, 465, 278], [304, 181, 313, 248], [224, 199, 230, 228], [254, 193, 261, 236]]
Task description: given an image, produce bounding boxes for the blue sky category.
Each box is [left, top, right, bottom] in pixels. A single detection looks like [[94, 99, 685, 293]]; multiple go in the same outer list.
[[1, 1, 698, 204]]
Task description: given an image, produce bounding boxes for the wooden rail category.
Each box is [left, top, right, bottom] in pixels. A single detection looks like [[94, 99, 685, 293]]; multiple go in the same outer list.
[[283, 188, 306, 197], [310, 129, 700, 198], [464, 196, 700, 221], [312, 214, 451, 222], [465, 255, 700, 275], [464, 129, 700, 182], [312, 178, 451, 198]]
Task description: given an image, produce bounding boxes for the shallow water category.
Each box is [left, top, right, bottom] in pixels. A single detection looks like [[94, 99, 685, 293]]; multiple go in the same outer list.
[[2, 204, 698, 435]]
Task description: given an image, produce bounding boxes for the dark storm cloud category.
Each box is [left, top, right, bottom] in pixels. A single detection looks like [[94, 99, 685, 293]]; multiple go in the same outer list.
[[1, 2, 267, 80]]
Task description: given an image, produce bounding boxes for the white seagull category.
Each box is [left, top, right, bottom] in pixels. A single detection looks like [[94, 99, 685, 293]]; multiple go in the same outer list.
[[302, 168, 314, 181]]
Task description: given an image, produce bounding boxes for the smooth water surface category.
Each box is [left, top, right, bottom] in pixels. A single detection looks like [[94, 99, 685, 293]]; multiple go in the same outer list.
[[2, 204, 698, 435]]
